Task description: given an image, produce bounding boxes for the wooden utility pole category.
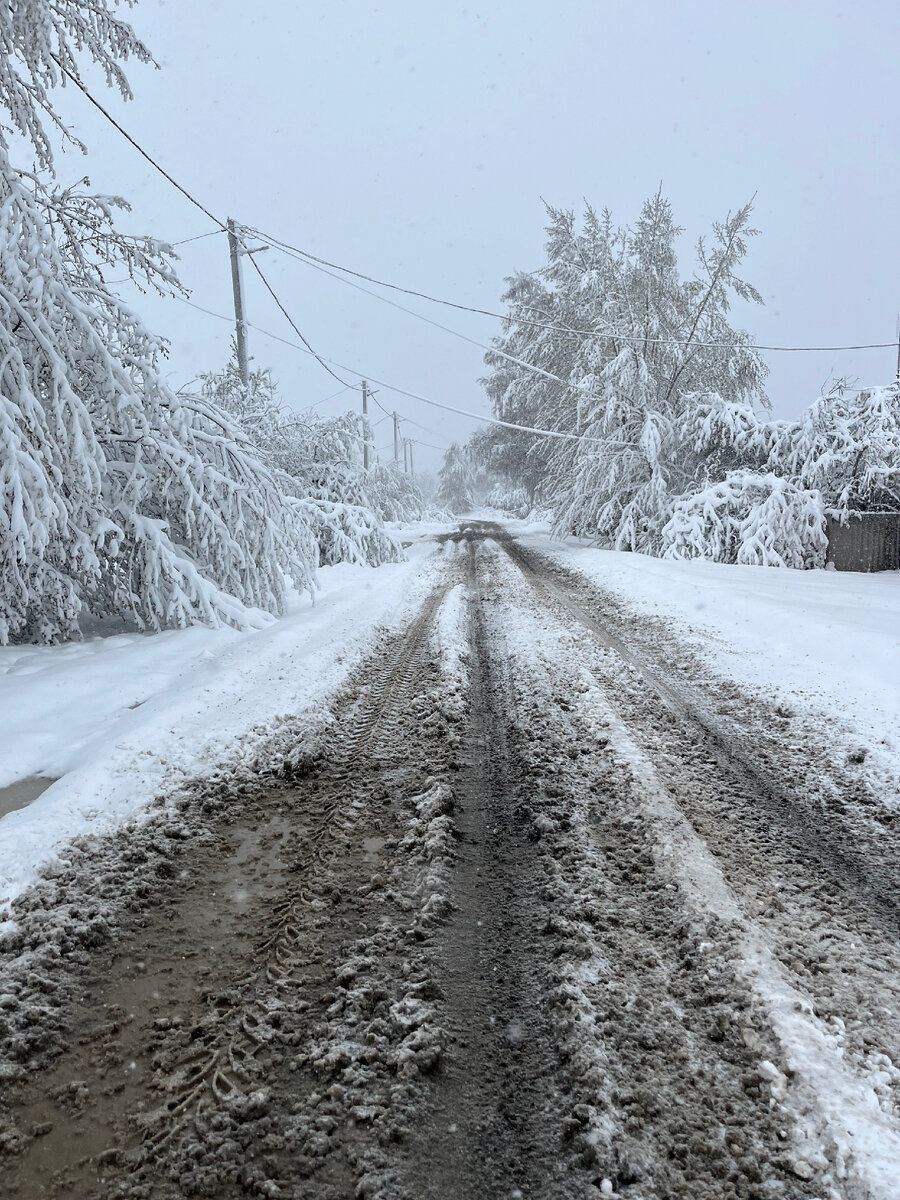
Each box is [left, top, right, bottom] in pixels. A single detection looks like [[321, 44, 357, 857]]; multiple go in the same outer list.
[[408, 439, 415, 480], [361, 380, 370, 469], [227, 218, 249, 389], [403, 437, 409, 473], [393, 412, 400, 464]]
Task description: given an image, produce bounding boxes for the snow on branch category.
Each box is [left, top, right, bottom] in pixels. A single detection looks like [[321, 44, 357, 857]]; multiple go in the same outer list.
[[0, 0, 154, 170], [662, 473, 827, 569]]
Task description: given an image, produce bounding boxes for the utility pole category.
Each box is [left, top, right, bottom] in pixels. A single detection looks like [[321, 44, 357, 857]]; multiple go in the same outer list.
[[227, 218, 249, 390], [408, 439, 415, 480], [403, 437, 409, 474], [361, 380, 369, 470], [393, 412, 400, 464]]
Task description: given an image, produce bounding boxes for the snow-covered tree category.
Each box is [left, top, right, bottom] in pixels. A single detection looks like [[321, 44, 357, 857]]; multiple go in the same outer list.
[[437, 443, 475, 514], [200, 359, 419, 565], [766, 383, 900, 515], [0, 0, 319, 642], [481, 195, 769, 551]]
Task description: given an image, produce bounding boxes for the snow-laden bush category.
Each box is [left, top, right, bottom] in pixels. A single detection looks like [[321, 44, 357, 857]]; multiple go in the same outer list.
[[663, 473, 827, 568], [768, 383, 900, 515], [365, 462, 425, 523], [484, 483, 530, 517], [200, 362, 413, 565], [298, 498, 400, 567]]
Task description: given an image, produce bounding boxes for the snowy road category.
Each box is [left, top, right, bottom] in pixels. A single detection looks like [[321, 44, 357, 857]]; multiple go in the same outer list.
[[2, 523, 899, 1198]]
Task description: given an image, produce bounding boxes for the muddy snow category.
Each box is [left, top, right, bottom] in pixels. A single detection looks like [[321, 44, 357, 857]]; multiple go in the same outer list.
[[1, 522, 899, 1198]]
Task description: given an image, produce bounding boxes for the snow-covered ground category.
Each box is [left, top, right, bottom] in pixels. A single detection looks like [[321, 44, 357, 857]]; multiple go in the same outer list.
[[515, 520, 900, 779], [4, 512, 899, 921], [0, 527, 446, 917]]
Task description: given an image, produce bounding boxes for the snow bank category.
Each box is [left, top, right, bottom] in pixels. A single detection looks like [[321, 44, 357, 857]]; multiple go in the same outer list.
[[522, 533, 900, 771], [0, 534, 448, 915]]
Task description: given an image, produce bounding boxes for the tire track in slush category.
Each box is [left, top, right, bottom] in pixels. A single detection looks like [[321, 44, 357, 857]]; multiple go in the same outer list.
[[492, 525, 900, 932], [402, 538, 598, 1199], [407, 532, 827, 1199], [132, 575, 457, 1173], [0, 564, 461, 1200], [475, 524, 900, 1196]]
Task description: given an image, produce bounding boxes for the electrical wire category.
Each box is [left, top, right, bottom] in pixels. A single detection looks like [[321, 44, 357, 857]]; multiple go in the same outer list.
[[58, 72, 353, 395], [308, 384, 356, 408], [58, 63, 227, 232], [243, 223, 592, 338], [244, 224, 899, 354], [174, 293, 632, 447], [398, 415, 452, 443], [358, 379, 452, 447], [369, 392, 395, 420], [245, 255, 354, 389], [251, 234, 584, 385], [59, 74, 898, 358], [172, 229, 225, 247]]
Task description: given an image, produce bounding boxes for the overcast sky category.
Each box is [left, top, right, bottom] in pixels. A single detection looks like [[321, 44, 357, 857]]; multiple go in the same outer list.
[[62, 0, 900, 474]]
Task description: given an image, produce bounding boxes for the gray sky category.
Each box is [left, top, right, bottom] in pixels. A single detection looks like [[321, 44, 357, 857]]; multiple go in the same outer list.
[[63, 0, 900, 473]]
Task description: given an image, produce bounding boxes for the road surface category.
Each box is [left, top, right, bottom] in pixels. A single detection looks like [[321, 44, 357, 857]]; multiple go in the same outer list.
[[2, 523, 899, 1199]]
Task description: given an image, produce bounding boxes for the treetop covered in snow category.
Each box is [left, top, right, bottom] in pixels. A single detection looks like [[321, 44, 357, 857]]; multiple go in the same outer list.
[[473, 193, 900, 568]]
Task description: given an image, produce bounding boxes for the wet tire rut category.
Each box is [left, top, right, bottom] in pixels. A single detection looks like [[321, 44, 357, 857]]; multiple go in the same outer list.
[[0, 563, 467, 1200], [402, 541, 596, 1199], [487, 530, 900, 1146]]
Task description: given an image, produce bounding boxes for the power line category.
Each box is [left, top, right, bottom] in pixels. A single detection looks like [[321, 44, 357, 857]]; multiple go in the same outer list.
[[369, 392, 394, 420], [58, 63, 227, 232], [336, 359, 452, 446], [60, 68, 355, 395], [173, 229, 225, 247], [244, 224, 592, 338], [65, 72, 896, 359], [244, 223, 899, 354], [253, 238, 580, 388], [307, 384, 356, 408], [173, 292, 632, 447], [63, 72, 898, 358], [245, 254, 353, 389], [398, 414, 452, 443]]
